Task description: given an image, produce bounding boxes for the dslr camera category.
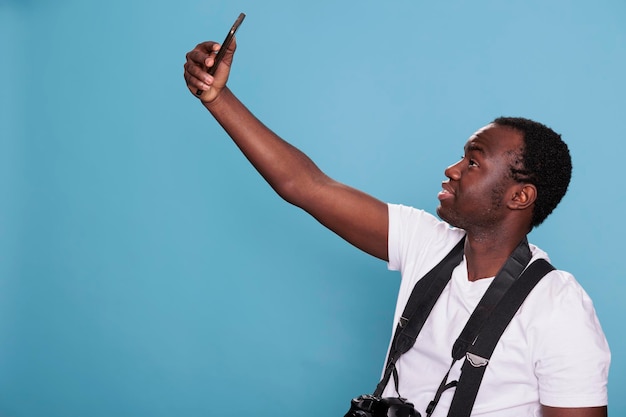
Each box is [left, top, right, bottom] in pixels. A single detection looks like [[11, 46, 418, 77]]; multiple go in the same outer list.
[[344, 394, 420, 417]]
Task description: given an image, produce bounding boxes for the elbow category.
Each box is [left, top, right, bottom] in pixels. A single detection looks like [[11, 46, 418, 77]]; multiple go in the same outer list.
[[273, 176, 307, 207], [273, 174, 326, 209]]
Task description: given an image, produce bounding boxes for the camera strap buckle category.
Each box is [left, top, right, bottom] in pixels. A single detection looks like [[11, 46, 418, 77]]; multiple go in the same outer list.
[[466, 353, 489, 368]]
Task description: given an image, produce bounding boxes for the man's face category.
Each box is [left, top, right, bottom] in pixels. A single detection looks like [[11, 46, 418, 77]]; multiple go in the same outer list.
[[436, 123, 525, 231]]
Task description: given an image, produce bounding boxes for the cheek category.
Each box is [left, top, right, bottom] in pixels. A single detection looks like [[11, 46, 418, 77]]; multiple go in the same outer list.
[[490, 184, 506, 209]]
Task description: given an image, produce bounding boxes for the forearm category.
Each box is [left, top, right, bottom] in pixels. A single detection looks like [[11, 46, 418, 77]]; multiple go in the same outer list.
[[204, 87, 326, 206], [541, 405, 607, 417]]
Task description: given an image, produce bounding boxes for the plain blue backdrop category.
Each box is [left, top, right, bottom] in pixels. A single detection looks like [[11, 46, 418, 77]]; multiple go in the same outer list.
[[1, 0, 625, 416]]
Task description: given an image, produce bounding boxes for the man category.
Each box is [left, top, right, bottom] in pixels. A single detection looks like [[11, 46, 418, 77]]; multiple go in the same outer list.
[[183, 38, 610, 417]]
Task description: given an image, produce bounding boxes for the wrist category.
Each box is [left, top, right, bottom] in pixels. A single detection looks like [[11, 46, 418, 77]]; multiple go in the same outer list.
[[202, 87, 230, 110]]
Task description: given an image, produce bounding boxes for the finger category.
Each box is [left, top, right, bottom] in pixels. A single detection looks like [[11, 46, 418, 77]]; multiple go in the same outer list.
[[196, 40, 220, 55], [203, 42, 221, 66], [184, 61, 213, 92], [186, 42, 219, 68], [185, 52, 216, 83]]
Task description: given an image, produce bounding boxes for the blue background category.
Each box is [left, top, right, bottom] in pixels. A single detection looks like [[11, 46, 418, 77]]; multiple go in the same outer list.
[[1, 0, 625, 416]]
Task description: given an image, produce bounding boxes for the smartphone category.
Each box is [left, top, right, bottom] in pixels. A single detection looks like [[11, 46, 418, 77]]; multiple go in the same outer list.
[[196, 13, 246, 95]]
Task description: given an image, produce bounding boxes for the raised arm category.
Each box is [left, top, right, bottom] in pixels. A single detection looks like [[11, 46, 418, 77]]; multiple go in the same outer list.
[[184, 40, 389, 261]]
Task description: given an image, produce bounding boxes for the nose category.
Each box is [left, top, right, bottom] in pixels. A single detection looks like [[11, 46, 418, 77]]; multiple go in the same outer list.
[[444, 159, 463, 180]]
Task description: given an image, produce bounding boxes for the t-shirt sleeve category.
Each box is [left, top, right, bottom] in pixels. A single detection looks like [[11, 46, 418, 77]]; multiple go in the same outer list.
[[387, 203, 464, 274], [528, 271, 611, 407]]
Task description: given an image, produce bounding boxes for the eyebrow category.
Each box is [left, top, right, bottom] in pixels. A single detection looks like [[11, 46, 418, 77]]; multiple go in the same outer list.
[[464, 141, 485, 155]]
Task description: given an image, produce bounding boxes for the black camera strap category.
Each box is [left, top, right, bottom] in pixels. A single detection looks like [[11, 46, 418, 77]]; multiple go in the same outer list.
[[374, 237, 466, 398], [425, 237, 552, 416], [446, 257, 554, 417], [373, 236, 554, 417]]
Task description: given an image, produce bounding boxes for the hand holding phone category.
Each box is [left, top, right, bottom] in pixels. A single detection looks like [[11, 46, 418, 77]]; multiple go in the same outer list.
[[196, 13, 246, 95]]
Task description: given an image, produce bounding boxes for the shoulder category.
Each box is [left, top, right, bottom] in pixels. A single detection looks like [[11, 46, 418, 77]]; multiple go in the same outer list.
[[512, 248, 610, 406], [525, 244, 600, 321], [387, 203, 463, 243], [388, 203, 436, 225], [387, 203, 465, 272], [521, 249, 604, 335], [518, 256, 610, 402]]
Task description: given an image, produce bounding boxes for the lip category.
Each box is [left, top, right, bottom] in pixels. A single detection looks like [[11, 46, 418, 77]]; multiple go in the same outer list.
[[437, 182, 455, 201]]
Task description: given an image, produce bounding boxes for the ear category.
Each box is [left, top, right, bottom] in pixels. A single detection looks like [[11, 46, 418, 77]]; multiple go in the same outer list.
[[507, 184, 537, 210]]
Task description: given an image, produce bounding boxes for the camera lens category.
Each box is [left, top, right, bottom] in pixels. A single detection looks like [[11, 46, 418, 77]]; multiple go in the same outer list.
[[388, 405, 420, 417]]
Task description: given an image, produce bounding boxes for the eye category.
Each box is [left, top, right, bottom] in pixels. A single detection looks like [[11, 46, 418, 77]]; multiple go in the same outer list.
[[459, 155, 479, 168], [461, 155, 480, 168]]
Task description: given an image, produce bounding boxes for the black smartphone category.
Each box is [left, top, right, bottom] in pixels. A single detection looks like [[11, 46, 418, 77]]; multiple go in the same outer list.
[[196, 13, 246, 95]]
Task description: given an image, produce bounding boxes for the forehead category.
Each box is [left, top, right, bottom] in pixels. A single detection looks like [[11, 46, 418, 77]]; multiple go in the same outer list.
[[464, 123, 524, 155]]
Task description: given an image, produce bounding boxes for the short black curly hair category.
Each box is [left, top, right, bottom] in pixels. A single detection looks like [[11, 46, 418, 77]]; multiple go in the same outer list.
[[492, 117, 572, 229]]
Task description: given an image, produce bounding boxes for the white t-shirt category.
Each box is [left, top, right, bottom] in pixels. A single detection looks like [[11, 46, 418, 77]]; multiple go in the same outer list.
[[382, 204, 610, 417]]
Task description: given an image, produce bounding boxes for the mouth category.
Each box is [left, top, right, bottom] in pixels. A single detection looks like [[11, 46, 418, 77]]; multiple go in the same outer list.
[[437, 182, 455, 201]]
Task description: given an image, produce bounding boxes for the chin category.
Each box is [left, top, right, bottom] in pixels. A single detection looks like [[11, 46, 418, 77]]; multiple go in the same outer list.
[[436, 205, 449, 222], [437, 207, 461, 228]]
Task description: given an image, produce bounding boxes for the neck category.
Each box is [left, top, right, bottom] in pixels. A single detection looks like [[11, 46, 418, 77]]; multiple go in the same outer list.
[[463, 230, 528, 281]]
